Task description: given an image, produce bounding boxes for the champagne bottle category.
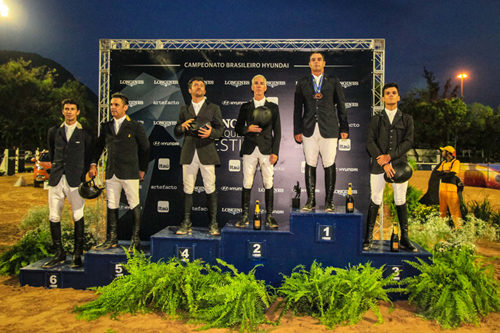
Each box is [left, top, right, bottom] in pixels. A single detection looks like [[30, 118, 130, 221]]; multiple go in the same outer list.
[[346, 183, 354, 213], [253, 200, 261, 230], [390, 221, 399, 252]]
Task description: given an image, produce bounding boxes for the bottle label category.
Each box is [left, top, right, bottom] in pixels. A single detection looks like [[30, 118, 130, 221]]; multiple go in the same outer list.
[[347, 203, 353, 210], [393, 242, 398, 249]]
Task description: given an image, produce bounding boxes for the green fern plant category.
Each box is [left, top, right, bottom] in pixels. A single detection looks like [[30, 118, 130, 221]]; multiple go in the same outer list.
[[276, 261, 401, 329], [0, 228, 52, 275], [194, 259, 272, 332], [403, 248, 500, 329]]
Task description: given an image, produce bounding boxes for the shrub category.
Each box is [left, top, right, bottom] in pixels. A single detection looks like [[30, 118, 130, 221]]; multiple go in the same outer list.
[[403, 247, 500, 329], [276, 261, 400, 329], [0, 228, 52, 276]]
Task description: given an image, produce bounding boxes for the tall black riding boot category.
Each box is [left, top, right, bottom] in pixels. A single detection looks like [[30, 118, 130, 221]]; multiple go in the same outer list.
[[301, 164, 316, 211], [324, 164, 336, 212], [71, 218, 84, 268], [128, 206, 142, 253], [177, 193, 193, 235], [362, 201, 380, 251], [43, 222, 66, 268], [265, 188, 278, 228], [207, 192, 220, 235], [397, 204, 417, 252], [236, 188, 251, 227], [95, 208, 118, 250]]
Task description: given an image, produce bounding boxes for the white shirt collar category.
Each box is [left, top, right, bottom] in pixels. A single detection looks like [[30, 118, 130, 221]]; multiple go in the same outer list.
[[253, 97, 266, 108], [192, 98, 206, 115], [114, 114, 127, 125]]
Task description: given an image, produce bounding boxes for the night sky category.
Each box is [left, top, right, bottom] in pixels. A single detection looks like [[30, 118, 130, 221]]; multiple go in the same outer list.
[[1, 0, 499, 108]]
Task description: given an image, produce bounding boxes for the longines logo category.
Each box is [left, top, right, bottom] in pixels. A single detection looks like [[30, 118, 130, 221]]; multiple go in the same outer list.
[[273, 166, 285, 171], [154, 80, 179, 87], [153, 141, 180, 146], [153, 100, 180, 105], [267, 81, 286, 88], [229, 160, 241, 172], [337, 167, 359, 172], [120, 80, 144, 87], [192, 206, 208, 212], [339, 139, 351, 151], [340, 81, 359, 88], [272, 210, 285, 214], [157, 201, 169, 213], [158, 158, 170, 170], [349, 123, 360, 127], [221, 186, 242, 191], [335, 189, 359, 196], [222, 119, 237, 128], [129, 101, 144, 107], [258, 188, 284, 193], [154, 120, 177, 127], [224, 80, 250, 88], [194, 186, 205, 193], [119, 204, 130, 210], [151, 185, 177, 190], [345, 103, 359, 109], [204, 80, 215, 85], [301, 189, 321, 193], [222, 208, 242, 215], [222, 100, 247, 106]]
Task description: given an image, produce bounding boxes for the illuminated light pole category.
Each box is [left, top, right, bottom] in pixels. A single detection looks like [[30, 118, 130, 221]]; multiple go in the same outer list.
[[0, 0, 8, 17], [457, 73, 467, 98]]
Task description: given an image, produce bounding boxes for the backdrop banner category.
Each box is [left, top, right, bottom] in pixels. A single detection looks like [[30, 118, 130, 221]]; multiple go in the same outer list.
[[109, 49, 373, 239]]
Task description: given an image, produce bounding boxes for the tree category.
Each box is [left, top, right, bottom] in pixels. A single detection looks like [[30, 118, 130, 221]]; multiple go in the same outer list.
[[0, 58, 96, 151]]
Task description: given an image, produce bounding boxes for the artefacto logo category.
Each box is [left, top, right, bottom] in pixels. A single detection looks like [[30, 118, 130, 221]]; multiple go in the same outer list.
[[272, 210, 285, 215], [194, 186, 205, 194], [267, 81, 286, 88], [339, 139, 351, 151], [120, 80, 144, 87], [192, 206, 208, 212], [154, 120, 177, 127], [222, 208, 242, 215], [154, 80, 179, 87], [157, 201, 169, 213], [222, 100, 247, 106], [158, 158, 170, 170], [129, 100, 144, 107], [153, 141, 180, 146], [349, 123, 360, 128], [229, 160, 241, 172], [151, 185, 177, 190], [273, 166, 285, 171], [153, 100, 180, 105], [224, 80, 250, 88], [221, 186, 242, 191], [345, 103, 359, 109], [340, 81, 359, 89]]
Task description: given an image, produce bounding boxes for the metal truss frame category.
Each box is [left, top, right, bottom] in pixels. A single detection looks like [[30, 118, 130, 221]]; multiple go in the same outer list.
[[98, 38, 386, 240]]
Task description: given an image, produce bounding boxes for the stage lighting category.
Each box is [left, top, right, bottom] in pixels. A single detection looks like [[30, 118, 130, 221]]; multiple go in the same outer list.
[[0, 0, 8, 17]]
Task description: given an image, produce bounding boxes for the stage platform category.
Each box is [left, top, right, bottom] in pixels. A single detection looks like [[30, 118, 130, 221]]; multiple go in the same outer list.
[[20, 206, 431, 295]]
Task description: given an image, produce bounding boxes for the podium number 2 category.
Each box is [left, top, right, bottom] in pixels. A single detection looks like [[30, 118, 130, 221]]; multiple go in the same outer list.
[[253, 244, 261, 256]]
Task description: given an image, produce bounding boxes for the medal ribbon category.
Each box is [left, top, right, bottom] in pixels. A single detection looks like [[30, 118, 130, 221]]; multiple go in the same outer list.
[[312, 74, 324, 94]]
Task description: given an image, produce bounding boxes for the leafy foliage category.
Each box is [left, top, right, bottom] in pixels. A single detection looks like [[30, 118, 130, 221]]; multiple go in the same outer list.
[[276, 261, 400, 329], [403, 248, 500, 329], [409, 212, 497, 252], [0, 228, 51, 275], [384, 185, 423, 222], [74, 254, 271, 332], [0, 58, 97, 151], [194, 259, 272, 332], [0, 204, 99, 275]]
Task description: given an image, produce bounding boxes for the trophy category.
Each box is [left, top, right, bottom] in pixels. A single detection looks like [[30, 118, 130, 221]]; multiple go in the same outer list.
[[292, 181, 301, 209]]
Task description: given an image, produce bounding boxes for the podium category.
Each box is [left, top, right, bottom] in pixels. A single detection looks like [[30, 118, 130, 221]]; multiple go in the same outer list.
[[21, 206, 431, 294]]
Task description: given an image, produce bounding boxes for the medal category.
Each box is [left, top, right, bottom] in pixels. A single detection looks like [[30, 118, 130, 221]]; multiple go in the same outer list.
[[312, 73, 324, 100]]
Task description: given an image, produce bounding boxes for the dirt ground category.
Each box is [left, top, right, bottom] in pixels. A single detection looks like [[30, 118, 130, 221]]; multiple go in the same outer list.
[[1, 171, 500, 332]]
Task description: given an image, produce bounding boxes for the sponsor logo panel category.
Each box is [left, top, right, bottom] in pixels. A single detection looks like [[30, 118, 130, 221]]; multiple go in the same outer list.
[[158, 201, 169, 213]]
